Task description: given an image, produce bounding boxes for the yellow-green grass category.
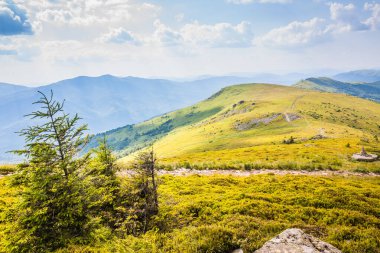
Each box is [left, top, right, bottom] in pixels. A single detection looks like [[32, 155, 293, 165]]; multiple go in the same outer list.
[[0, 164, 16, 175], [2, 174, 377, 252], [118, 84, 380, 172]]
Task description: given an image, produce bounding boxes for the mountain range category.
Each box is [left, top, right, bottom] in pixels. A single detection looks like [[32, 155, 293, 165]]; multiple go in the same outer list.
[[0, 75, 263, 162], [1, 69, 380, 163]]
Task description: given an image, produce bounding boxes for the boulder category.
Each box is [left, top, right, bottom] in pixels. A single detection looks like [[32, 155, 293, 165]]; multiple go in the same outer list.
[[254, 228, 341, 253]]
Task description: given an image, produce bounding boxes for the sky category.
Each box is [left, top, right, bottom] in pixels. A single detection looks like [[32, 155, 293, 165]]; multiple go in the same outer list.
[[0, 0, 380, 85]]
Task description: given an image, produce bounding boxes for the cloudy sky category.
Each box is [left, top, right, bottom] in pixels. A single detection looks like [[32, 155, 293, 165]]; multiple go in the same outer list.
[[0, 0, 379, 85]]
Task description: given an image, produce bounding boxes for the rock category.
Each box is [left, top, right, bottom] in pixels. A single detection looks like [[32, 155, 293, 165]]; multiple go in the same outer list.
[[352, 146, 378, 162], [255, 228, 341, 253], [352, 153, 378, 161]]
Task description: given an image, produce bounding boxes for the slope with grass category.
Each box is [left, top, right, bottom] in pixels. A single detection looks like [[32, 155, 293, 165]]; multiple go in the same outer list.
[[94, 83, 380, 172], [294, 77, 380, 102], [2, 174, 378, 252]]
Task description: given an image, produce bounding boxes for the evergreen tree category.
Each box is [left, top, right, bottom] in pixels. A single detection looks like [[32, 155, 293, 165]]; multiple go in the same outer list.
[[9, 91, 91, 252], [132, 149, 159, 233], [85, 136, 120, 229]]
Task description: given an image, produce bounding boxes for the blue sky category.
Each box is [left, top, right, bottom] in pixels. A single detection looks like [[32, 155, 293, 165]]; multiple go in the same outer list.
[[0, 0, 379, 85]]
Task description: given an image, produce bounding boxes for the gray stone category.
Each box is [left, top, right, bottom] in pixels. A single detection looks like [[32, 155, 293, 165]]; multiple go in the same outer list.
[[254, 228, 341, 253]]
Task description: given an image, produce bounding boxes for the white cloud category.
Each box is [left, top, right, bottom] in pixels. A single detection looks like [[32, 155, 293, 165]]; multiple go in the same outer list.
[[364, 2, 380, 30], [180, 21, 254, 47], [36, 9, 74, 23], [21, 0, 160, 27], [152, 20, 183, 46], [97, 28, 138, 44], [256, 18, 329, 47], [329, 2, 368, 31], [256, 2, 379, 48], [151, 20, 254, 48], [329, 2, 355, 20], [227, 0, 292, 4]]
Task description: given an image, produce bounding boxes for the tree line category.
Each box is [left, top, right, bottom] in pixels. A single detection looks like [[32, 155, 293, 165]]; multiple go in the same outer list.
[[5, 91, 159, 252]]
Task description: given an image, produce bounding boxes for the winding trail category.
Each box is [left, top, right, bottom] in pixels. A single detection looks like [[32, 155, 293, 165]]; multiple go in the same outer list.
[[119, 168, 379, 177]]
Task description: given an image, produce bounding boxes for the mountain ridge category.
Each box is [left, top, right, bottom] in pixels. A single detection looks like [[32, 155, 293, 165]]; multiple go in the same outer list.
[[294, 77, 380, 102]]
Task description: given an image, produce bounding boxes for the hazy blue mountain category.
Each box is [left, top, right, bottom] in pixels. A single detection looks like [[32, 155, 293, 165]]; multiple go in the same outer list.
[[333, 69, 380, 83], [0, 83, 29, 97], [294, 77, 380, 102], [0, 75, 256, 162]]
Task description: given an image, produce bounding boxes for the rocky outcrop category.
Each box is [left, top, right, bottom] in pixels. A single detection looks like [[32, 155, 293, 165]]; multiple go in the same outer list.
[[254, 228, 341, 253], [235, 113, 282, 130]]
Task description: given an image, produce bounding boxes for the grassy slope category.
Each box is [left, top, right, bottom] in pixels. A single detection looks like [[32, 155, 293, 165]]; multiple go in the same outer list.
[[2, 175, 378, 253], [115, 84, 380, 172]]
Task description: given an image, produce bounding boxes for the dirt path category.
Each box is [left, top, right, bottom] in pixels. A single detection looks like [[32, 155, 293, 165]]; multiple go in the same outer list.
[[284, 113, 291, 122], [119, 168, 379, 177], [283, 95, 304, 123]]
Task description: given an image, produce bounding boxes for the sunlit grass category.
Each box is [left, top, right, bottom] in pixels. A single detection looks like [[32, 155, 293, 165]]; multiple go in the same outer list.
[[2, 174, 377, 252], [116, 84, 380, 173]]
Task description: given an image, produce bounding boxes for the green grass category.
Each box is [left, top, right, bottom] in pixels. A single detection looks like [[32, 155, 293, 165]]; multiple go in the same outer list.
[[2, 174, 379, 252], [112, 84, 380, 172]]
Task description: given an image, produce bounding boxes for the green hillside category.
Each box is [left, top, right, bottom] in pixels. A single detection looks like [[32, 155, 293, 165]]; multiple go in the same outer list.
[[92, 83, 380, 173], [294, 77, 380, 102]]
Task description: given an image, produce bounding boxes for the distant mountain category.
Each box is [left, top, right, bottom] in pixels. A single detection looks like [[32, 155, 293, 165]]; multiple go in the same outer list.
[[0, 75, 257, 162], [294, 77, 380, 102], [333, 69, 380, 83], [0, 83, 29, 97]]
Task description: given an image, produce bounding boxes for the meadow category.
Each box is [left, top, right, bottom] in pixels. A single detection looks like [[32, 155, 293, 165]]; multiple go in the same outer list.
[[111, 84, 380, 173], [1, 174, 379, 252]]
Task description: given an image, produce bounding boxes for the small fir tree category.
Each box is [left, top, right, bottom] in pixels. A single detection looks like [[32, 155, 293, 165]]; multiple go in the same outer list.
[[9, 91, 91, 252]]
